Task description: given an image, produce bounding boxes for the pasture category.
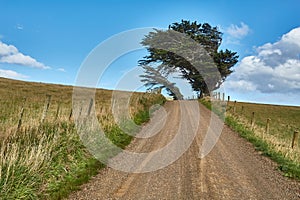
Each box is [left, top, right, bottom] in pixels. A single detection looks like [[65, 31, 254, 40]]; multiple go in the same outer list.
[[0, 77, 165, 199]]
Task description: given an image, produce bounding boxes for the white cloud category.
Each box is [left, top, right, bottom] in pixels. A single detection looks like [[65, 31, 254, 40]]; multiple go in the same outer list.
[[0, 41, 50, 69], [226, 22, 250, 39], [224, 80, 257, 92], [0, 41, 18, 56], [16, 24, 24, 30], [0, 69, 28, 79], [281, 28, 300, 47], [0, 53, 50, 69], [224, 27, 300, 94], [57, 68, 66, 72]]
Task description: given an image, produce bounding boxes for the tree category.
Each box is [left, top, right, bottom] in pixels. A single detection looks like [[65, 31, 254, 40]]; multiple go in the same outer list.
[[139, 20, 239, 98], [140, 65, 183, 100]]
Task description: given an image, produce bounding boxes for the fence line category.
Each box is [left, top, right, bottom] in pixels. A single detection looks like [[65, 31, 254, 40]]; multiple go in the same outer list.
[[210, 92, 299, 149]]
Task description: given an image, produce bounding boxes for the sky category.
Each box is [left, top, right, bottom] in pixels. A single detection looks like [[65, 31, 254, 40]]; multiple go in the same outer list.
[[0, 0, 299, 106]]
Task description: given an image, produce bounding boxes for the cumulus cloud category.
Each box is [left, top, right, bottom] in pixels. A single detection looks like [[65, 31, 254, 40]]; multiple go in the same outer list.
[[224, 27, 300, 94], [226, 22, 250, 39], [224, 80, 257, 92], [0, 41, 50, 69], [0, 69, 28, 79]]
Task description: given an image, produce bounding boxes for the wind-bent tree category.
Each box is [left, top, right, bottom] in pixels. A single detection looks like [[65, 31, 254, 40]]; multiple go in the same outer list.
[[139, 20, 239, 98], [140, 65, 183, 100]]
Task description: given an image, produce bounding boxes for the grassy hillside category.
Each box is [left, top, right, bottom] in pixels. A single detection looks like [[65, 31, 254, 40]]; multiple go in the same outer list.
[[200, 98, 300, 179], [227, 101, 299, 139], [0, 77, 166, 199]]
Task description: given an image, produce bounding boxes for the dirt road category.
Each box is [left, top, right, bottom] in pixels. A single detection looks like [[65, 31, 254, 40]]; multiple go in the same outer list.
[[68, 101, 300, 199]]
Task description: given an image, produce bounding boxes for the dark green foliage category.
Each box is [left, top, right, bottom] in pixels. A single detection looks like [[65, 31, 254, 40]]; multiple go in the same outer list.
[[106, 125, 133, 149], [139, 20, 238, 98]]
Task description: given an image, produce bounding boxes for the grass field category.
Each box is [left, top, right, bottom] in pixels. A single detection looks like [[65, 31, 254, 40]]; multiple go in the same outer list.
[[227, 101, 299, 139], [200, 98, 300, 179], [227, 101, 300, 178], [0, 77, 166, 199]]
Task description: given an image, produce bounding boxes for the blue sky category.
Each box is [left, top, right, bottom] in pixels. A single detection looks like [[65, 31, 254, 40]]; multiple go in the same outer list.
[[0, 0, 300, 105]]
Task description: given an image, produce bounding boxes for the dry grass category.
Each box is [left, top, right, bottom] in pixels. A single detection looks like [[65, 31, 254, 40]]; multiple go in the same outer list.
[[200, 98, 300, 179], [0, 77, 161, 136], [0, 77, 166, 199], [227, 101, 300, 163]]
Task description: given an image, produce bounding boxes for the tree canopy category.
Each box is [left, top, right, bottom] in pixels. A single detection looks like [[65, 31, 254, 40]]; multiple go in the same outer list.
[[140, 65, 183, 100], [139, 20, 239, 98]]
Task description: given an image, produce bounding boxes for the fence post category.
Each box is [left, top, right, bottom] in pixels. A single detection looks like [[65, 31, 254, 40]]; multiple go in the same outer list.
[[233, 100, 237, 114], [292, 130, 299, 149], [87, 98, 94, 116], [222, 93, 225, 101], [218, 92, 220, 100], [69, 108, 73, 121], [265, 118, 271, 134], [17, 107, 25, 131], [228, 96, 230, 102], [250, 112, 255, 129], [262, 118, 271, 139], [79, 106, 83, 117], [17, 97, 27, 131], [55, 102, 61, 120], [41, 95, 51, 123]]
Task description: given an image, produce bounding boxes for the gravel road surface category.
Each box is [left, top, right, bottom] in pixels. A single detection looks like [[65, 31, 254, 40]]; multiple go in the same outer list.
[[68, 101, 300, 200]]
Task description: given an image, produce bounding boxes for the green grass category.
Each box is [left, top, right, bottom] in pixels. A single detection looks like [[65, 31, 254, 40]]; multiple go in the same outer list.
[[227, 101, 300, 141], [225, 116, 300, 179], [200, 98, 300, 180], [0, 77, 166, 199]]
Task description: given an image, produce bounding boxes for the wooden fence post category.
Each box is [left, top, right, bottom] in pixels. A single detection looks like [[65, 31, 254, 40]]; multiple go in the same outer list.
[[218, 92, 221, 100], [233, 100, 237, 113], [265, 118, 271, 134], [17, 97, 27, 131], [79, 106, 83, 117], [262, 118, 271, 139], [77, 100, 84, 117], [41, 95, 51, 123], [292, 130, 299, 149], [17, 107, 25, 131], [69, 108, 73, 121], [55, 102, 61, 120], [228, 96, 230, 102], [87, 98, 94, 116], [250, 112, 255, 129], [222, 93, 225, 101]]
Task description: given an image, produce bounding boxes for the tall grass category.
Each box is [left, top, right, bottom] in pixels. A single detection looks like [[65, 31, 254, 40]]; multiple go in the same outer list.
[[200, 98, 300, 179], [226, 101, 300, 163], [0, 77, 166, 199]]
